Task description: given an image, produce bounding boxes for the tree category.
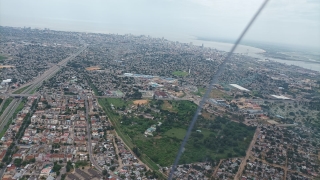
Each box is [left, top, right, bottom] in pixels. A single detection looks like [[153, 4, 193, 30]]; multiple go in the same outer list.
[[156, 126, 161, 133], [12, 78, 18, 83], [66, 161, 73, 172], [102, 169, 109, 177], [52, 162, 62, 172], [14, 158, 23, 167], [132, 147, 141, 157]]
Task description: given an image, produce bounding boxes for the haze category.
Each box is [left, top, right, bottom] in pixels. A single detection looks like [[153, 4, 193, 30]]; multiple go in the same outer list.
[[1, 0, 319, 49]]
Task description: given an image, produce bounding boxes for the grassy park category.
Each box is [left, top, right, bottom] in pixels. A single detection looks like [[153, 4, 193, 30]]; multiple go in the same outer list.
[[172, 71, 188, 77]]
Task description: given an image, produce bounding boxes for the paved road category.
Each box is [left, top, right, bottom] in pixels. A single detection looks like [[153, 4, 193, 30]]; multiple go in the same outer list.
[[84, 95, 103, 173], [4, 93, 38, 97]]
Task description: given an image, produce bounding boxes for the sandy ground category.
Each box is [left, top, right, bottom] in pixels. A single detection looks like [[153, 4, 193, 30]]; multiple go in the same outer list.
[[267, 120, 279, 124], [174, 91, 184, 97], [0, 65, 15, 68], [133, 99, 148, 105], [85, 66, 101, 71]]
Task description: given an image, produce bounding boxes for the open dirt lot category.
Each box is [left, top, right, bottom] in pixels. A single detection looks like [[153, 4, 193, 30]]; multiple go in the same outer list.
[[174, 91, 185, 97], [85, 66, 101, 71], [267, 120, 279, 124], [133, 99, 148, 105]]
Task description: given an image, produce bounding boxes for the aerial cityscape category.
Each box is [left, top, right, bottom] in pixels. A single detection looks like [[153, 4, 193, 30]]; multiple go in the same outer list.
[[0, 25, 319, 180], [0, 0, 320, 179]]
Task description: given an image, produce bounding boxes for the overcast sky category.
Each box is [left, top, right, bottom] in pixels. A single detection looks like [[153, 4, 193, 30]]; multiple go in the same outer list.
[[1, 0, 319, 48]]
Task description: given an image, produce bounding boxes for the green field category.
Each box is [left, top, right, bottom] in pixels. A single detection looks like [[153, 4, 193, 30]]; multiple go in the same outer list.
[[172, 71, 188, 77], [107, 98, 132, 108], [192, 87, 233, 100], [12, 85, 31, 94], [30, 87, 39, 94], [0, 98, 13, 117], [192, 87, 206, 97], [0, 55, 6, 60], [164, 128, 187, 140], [0, 55, 7, 63], [99, 98, 255, 167]]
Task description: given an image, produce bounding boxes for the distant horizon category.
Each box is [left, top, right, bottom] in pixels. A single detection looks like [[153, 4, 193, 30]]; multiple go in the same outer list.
[[2, 24, 318, 55], [1, 0, 319, 50]]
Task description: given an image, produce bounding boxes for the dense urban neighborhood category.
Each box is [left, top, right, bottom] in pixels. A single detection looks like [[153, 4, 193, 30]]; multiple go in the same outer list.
[[0, 26, 319, 180]]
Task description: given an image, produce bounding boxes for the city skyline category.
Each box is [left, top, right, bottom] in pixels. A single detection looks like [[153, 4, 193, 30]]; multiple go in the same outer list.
[[1, 0, 319, 49]]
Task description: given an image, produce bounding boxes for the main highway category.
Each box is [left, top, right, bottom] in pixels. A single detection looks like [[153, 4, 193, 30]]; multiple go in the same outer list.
[[0, 43, 87, 138]]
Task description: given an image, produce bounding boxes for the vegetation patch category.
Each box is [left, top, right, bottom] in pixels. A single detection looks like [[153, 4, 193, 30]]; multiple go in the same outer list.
[[0, 55, 7, 61], [161, 100, 177, 112], [172, 71, 188, 77], [209, 89, 230, 99], [192, 87, 206, 97], [107, 98, 132, 109], [12, 85, 31, 94], [201, 111, 215, 120], [0, 98, 13, 117], [164, 128, 187, 140], [0, 99, 26, 138], [192, 87, 232, 100], [75, 161, 88, 168], [99, 98, 255, 167], [12, 100, 26, 119]]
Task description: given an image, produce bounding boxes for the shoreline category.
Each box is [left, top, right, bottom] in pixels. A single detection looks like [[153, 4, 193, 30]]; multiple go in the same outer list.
[[185, 38, 320, 72]]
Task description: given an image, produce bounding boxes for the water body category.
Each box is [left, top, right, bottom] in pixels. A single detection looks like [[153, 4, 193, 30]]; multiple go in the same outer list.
[[166, 35, 265, 54], [248, 52, 320, 72], [176, 36, 320, 72]]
